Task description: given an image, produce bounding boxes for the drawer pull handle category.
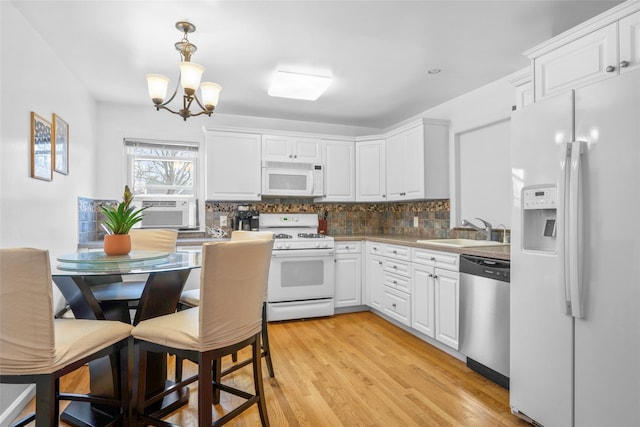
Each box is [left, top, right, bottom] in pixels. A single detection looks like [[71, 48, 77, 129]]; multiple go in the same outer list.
[[378, 261, 383, 265], [606, 65, 616, 73], [430, 257, 436, 261], [392, 303, 397, 308], [393, 280, 398, 284], [620, 60, 630, 68]]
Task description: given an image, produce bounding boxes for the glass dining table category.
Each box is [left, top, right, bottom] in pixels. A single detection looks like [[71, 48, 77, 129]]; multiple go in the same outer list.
[[51, 250, 201, 427]]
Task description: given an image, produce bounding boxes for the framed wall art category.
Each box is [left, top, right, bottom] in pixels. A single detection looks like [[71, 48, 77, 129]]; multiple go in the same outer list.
[[30, 112, 52, 181], [52, 113, 69, 175]]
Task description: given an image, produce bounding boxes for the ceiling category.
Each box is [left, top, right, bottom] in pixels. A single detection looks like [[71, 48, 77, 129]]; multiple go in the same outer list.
[[12, 0, 622, 129]]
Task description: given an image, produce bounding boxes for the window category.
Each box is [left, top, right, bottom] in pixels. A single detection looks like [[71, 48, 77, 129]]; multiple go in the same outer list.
[[125, 139, 198, 198]]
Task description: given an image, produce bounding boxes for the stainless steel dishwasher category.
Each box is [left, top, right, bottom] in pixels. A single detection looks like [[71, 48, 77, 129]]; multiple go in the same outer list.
[[459, 254, 510, 389]]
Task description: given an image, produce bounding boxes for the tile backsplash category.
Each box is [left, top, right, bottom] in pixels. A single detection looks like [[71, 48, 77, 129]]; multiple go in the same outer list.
[[80, 196, 499, 243], [205, 198, 495, 240], [77, 196, 118, 243]]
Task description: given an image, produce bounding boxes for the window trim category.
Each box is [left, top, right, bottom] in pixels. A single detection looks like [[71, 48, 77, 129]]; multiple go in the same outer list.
[[124, 138, 200, 200]]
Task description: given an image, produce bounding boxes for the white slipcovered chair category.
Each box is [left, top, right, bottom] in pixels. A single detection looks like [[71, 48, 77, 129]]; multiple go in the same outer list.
[[0, 248, 133, 427], [178, 230, 275, 379], [90, 228, 178, 323], [132, 239, 274, 426]]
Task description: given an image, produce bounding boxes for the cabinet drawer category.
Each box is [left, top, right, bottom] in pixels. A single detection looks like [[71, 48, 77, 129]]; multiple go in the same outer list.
[[335, 241, 362, 254], [412, 248, 459, 270], [367, 242, 384, 255], [383, 244, 410, 260], [382, 286, 411, 326], [383, 258, 411, 277], [383, 271, 411, 293]]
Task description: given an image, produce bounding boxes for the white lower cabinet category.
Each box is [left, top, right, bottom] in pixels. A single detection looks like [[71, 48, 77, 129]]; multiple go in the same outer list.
[[365, 242, 385, 311], [364, 242, 461, 349], [433, 267, 460, 350], [382, 286, 410, 326], [411, 263, 435, 338], [365, 242, 412, 327], [334, 241, 362, 308], [412, 248, 460, 350]]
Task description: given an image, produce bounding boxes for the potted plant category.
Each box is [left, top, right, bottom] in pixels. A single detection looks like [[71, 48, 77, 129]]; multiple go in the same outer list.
[[101, 185, 146, 256]]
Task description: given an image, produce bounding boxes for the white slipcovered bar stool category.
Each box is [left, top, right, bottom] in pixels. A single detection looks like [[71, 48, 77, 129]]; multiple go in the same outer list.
[[0, 248, 133, 427], [90, 228, 178, 323], [132, 239, 274, 426], [178, 230, 275, 379]]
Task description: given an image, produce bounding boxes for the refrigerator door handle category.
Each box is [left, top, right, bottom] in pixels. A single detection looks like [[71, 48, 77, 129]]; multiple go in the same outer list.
[[569, 140, 585, 318], [557, 141, 572, 315]]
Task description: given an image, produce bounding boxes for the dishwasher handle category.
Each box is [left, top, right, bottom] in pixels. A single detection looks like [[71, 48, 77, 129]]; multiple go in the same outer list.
[[459, 255, 510, 283]]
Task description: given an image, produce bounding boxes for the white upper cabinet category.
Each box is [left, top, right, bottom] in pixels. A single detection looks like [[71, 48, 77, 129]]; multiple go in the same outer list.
[[619, 10, 640, 74], [355, 139, 386, 202], [320, 139, 355, 202], [532, 23, 618, 100], [526, 3, 640, 102], [205, 131, 262, 201], [385, 120, 449, 202], [262, 134, 322, 163]]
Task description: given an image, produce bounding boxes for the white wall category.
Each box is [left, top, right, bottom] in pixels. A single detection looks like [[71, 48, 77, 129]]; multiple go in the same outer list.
[[394, 75, 518, 229], [0, 1, 100, 420]]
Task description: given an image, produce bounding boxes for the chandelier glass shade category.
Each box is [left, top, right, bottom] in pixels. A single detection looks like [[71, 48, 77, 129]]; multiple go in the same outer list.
[[146, 21, 222, 121]]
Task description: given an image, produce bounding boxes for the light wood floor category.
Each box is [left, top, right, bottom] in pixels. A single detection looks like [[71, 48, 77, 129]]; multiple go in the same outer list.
[[17, 311, 528, 426]]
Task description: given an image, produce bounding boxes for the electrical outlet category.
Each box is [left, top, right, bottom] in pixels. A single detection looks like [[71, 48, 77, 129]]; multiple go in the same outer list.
[[413, 216, 419, 227], [220, 215, 227, 227]]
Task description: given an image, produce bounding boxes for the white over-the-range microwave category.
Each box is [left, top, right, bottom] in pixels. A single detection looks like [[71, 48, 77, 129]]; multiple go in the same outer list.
[[261, 161, 324, 197], [135, 199, 198, 230]]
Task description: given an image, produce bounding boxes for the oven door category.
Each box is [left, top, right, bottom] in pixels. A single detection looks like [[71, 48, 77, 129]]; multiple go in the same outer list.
[[267, 249, 335, 302]]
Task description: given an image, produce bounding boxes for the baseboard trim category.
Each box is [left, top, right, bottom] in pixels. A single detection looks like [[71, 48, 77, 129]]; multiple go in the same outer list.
[[0, 385, 35, 427]]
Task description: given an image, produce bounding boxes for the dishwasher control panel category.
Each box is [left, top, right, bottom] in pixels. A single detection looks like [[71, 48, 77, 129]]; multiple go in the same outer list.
[[459, 255, 510, 283]]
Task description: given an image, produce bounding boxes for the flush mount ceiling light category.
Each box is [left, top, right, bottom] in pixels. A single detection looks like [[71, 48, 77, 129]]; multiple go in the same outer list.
[[268, 70, 332, 101], [146, 21, 222, 121]]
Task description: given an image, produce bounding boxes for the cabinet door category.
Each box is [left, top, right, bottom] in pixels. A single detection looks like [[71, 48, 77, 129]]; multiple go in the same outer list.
[[261, 134, 291, 161], [534, 23, 618, 101], [619, 10, 640, 74], [402, 126, 426, 199], [262, 134, 321, 163], [322, 140, 355, 201], [205, 131, 261, 201], [385, 132, 406, 200], [434, 268, 460, 350], [411, 264, 435, 338], [355, 140, 386, 202], [293, 137, 322, 163], [334, 254, 362, 307], [365, 254, 385, 310], [386, 125, 429, 201]]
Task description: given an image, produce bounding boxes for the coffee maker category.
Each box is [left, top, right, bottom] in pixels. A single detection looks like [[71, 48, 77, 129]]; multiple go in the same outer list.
[[235, 205, 260, 231]]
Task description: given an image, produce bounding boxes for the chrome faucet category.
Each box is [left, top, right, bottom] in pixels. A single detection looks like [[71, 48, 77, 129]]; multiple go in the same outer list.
[[461, 217, 493, 241]]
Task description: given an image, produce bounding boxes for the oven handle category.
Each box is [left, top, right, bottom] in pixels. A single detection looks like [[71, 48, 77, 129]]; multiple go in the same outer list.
[[271, 249, 335, 258]]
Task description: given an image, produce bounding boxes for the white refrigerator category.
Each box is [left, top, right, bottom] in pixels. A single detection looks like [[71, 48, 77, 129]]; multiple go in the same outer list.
[[510, 69, 640, 427]]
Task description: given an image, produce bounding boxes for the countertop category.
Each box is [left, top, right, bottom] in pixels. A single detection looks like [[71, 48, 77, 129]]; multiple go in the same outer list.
[[81, 234, 510, 260], [332, 234, 511, 260]]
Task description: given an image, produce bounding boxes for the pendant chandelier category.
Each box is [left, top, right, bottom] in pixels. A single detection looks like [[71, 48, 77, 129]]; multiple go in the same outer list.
[[146, 21, 222, 121]]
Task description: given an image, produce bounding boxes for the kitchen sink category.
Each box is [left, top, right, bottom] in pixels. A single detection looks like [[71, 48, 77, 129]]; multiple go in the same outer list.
[[416, 238, 507, 248]]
